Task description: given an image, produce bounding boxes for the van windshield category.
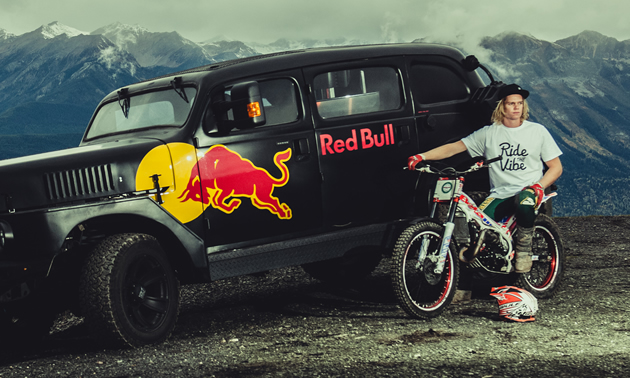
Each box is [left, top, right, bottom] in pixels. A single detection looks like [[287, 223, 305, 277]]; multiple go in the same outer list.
[[85, 87, 197, 140]]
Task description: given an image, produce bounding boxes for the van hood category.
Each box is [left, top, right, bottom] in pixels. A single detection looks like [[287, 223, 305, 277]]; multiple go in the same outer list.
[[0, 138, 166, 213]]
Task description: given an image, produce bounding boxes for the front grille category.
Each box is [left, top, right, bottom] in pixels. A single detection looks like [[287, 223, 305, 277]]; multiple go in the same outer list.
[[45, 165, 115, 200]]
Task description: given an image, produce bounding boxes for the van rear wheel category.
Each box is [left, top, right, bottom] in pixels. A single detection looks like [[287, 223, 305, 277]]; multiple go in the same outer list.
[[301, 246, 383, 285], [80, 233, 180, 348]]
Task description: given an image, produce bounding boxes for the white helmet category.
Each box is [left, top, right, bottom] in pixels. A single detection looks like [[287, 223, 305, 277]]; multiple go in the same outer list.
[[489, 286, 538, 322]]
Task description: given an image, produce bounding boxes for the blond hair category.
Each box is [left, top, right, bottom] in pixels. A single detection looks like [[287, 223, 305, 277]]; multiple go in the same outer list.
[[491, 98, 530, 125]]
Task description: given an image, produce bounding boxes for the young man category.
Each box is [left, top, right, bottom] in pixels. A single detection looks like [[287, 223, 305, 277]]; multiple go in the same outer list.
[[407, 84, 563, 302]]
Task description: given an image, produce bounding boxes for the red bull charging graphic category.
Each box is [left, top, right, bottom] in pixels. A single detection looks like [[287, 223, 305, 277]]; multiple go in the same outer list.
[[179, 145, 293, 219], [135, 143, 293, 224]]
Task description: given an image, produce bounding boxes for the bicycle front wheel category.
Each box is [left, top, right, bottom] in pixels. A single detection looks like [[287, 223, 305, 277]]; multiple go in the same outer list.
[[391, 221, 459, 319]]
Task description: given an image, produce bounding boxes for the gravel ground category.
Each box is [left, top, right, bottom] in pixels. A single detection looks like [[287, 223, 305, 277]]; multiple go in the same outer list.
[[1, 215, 630, 377]]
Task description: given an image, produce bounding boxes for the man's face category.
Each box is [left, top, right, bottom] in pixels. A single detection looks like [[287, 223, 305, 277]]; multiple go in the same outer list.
[[503, 94, 524, 121]]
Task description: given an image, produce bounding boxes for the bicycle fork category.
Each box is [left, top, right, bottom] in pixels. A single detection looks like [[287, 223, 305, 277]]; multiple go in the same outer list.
[[416, 221, 455, 274], [435, 221, 455, 274]]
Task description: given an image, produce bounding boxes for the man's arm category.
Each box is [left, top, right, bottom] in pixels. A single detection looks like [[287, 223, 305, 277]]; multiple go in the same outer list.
[[539, 157, 563, 189], [407, 140, 468, 170], [421, 141, 468, 161]]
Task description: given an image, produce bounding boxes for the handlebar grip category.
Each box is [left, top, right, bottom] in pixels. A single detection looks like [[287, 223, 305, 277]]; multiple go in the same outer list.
[[485, 156, 502, 165]]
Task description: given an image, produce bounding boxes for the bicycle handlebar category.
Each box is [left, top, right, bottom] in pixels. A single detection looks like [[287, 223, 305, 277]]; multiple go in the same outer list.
[[412, 156, 502, 176], [485, 155, 503, 165]]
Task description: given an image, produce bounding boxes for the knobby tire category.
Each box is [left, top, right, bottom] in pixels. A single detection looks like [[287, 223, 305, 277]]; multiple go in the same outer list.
[[516, 214, 565, 298], [79, 233, 180, 348], [391, 221, 459, 319]]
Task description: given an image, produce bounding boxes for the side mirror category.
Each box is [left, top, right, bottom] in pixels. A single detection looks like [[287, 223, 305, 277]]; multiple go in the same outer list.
[[469, 82, 506, 122], [213, 81, 266, 131]]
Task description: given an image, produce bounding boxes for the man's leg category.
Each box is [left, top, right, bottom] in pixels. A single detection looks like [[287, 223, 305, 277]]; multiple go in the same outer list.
[[514, 190, 538, 273]]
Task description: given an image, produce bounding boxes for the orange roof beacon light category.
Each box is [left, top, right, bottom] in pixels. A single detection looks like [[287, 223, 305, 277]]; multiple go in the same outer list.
[[247, 101, 262, 118]]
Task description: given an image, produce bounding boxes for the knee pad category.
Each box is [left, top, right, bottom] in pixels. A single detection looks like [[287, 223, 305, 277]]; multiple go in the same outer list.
[[515, 190, 536, 210], [514, 190, 536, 227]]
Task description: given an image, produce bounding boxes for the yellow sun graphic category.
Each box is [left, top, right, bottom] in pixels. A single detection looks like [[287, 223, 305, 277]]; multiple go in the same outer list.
[[135, 143, 204, 224]]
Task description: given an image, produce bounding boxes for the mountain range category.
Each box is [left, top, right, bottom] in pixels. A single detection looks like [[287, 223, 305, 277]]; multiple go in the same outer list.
[[1, 21, 629, 217]]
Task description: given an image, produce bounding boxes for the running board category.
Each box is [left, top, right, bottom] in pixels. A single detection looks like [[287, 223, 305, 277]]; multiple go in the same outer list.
[[206, 224, 387, 280]]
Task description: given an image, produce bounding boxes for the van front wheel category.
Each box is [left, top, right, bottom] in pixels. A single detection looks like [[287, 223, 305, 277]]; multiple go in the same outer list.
[[80, 233, 180, 348]]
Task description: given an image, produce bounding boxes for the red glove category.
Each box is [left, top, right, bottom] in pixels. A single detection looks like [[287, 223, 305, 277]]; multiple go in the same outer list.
[[525, 183, 544, 208], [407, 154, 425, 170]]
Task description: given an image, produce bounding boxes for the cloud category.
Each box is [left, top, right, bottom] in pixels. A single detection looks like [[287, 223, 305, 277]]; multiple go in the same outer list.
[[1, 0, 629, 45]]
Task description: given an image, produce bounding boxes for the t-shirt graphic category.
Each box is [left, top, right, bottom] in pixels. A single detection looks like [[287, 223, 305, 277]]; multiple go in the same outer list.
[[462, 120, 562, 199]]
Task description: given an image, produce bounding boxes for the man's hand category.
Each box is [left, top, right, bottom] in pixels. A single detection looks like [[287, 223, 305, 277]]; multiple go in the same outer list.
[[407, 154, 425, 170], [525, 183, 544, 208]]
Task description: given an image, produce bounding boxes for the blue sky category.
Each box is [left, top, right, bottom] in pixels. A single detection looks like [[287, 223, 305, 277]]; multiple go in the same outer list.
[[1, 0, 629, 44]]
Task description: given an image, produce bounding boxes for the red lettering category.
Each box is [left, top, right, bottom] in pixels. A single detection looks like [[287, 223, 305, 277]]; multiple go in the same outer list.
[[321, 125, 400, 156], [374, 133, 385, 147], [320, 134, 334, 155], [346, 129, 358, 151], [334, 139, 345, 153], [361, 128, 374, 149], [389, 124, 394, 145]]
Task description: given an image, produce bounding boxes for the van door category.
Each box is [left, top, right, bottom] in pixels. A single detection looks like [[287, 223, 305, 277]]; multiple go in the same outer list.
[[407, 55, 490, 191], [193, 72, 322, 246], [304, 59, 417, 227], [408, 56, 483, 156]]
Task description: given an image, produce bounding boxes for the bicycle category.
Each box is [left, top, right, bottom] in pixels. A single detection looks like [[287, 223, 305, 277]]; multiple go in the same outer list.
[[391, 157, 565, 319]]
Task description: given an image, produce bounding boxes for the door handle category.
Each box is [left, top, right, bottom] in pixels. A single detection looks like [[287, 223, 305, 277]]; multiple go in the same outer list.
[[294, 138, 310, 161], [395, 125, 410, 144]]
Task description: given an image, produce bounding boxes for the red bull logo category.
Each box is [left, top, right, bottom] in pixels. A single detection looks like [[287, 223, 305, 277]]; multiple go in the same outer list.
[[319, 124, 395, 155], [179, 145, 292, 220]]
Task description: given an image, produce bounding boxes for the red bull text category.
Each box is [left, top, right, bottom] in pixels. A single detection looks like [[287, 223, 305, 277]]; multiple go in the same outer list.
[[319, 124, 395, 155]]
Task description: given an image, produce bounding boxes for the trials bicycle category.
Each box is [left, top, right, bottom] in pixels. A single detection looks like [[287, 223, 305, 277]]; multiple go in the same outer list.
[[391, 157, 565, 319]]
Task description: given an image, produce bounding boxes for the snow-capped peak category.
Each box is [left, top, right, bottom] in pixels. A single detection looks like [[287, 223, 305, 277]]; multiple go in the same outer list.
[[201, 35, 233, 44], [0, 28, 15, 40], [92, 22, 149, 37], [39, 21, 87, 39], [91, 22, 150, 50]]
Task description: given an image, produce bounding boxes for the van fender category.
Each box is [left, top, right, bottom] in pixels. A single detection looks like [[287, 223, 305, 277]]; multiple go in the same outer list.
[[7, 197, 206, 278]]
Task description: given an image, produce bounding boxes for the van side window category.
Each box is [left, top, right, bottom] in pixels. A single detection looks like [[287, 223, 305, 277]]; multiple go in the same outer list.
[[313, 67, 401, 119], [410, 64, 469, 104], [259, 79, 300, 126], [222, 78, 300, 127]]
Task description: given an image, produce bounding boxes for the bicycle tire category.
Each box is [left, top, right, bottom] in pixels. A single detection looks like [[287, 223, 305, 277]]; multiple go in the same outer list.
[[390, 221, 459, 319]]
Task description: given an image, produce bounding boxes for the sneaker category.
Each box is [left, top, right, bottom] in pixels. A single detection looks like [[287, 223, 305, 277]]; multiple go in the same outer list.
[[515, 252, 533, 273]]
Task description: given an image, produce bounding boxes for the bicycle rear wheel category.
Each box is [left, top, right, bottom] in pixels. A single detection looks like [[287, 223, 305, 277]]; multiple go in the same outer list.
[[391, 221, 459, 319]]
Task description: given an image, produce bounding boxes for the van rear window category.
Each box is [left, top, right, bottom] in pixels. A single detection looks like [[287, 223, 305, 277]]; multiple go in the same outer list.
[[313, 67, 401, 119]]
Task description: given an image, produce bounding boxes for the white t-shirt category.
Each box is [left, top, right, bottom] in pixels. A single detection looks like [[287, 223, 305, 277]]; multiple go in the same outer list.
[[461, 120, 563, 199]]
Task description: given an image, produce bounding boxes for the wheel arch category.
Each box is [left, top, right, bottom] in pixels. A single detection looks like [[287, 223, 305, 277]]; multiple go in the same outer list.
[[78, 213, 206, 284], [48, 197, 208, 284]]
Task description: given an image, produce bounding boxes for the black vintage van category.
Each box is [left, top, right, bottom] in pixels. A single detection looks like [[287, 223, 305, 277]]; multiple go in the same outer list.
[[0, 43, 503, 347]]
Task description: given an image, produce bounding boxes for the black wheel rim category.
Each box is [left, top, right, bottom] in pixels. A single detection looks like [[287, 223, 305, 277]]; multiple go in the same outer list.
[[402, 231, 454, 310], [123, 253, 171, 332]]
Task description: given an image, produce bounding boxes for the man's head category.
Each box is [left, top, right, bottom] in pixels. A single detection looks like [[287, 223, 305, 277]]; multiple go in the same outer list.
[[491, 84, 530, 125]]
